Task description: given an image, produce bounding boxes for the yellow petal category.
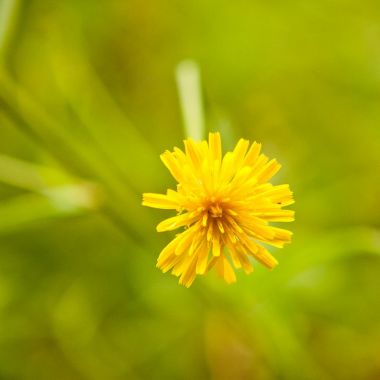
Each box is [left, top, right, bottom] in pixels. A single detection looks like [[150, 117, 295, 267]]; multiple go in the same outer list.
[[216, 256, 236, 284], [156, 211, 200, 232], [216, 219, 225, 234], [157, 236, 183, 272], [184, 139, 201, 169], [249, 245, 278, 269], [231, 138, 250, 170], [256, 159, 281, 183], [256, 209, 295, 222], [272, 227, 293, 241], [208, 132, 222, 163], [142, 193, 179, 209], [228, 244, 242, 269], [196, 241, 210, 274], [178, 254, 198, 287], [212, 235, 221, 256], [243, 141, 261, 166], [175, 227, 198, 256], [219, 152, 235, 184], [232, 246, 254, 274], [172, 254, 192, 277], [251, 154, 269, 175], [160, 151, 183, 182]]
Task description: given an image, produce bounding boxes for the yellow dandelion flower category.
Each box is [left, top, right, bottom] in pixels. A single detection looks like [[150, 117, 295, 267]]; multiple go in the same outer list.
[[143, 132, 294, 287]]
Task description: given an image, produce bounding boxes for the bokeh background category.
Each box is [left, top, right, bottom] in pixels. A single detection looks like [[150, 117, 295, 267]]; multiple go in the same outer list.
[[0, 1, 380, 379]]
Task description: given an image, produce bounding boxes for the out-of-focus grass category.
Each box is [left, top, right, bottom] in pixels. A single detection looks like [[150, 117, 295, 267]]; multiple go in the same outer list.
[[0, 0, 379, 379]]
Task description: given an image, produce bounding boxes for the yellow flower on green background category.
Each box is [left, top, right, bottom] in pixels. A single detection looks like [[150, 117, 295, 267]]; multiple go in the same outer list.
[[143, 132, 294, 287]]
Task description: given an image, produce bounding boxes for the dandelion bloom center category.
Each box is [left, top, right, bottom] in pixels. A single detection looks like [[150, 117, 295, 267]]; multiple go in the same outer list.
[[143, 132, 294, 287]]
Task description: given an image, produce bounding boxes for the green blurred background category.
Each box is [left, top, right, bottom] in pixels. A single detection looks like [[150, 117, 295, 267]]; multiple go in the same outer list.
[[0, 0, 379, 379]]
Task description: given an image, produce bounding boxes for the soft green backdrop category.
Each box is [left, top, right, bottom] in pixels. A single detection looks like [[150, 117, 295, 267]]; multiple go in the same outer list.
[[0, 1, 379, 379]]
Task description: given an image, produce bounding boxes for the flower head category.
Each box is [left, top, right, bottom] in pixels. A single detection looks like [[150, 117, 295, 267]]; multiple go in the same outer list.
[[143, 132, 294, 287]]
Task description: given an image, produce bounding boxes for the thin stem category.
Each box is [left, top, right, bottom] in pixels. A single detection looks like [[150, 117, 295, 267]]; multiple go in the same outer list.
[[176, 60, 205, 140]]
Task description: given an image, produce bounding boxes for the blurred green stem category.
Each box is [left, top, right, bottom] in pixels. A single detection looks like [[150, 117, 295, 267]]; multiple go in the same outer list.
[[0, 0, 20, 62], [0, 153, 73, 191], [50, 42, 162, 192], [0, 153, 103, 233], [176, 60, 205, 140], [0, 68, 152, 239]]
